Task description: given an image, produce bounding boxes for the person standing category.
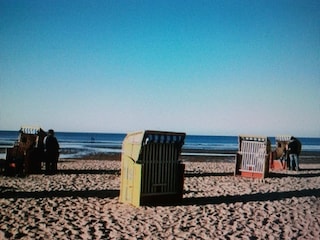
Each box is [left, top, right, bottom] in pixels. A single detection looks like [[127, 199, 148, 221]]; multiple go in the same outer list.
[[44, 129, 60, 174], [287, 136, 301, 171]]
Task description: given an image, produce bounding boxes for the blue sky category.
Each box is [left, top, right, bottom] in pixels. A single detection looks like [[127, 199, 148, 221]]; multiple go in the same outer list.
[[1, 0, 319, 137]]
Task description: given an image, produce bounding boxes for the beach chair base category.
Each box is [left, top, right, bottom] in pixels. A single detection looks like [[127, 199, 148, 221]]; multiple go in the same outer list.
[[271, 160, 287, 170], [239, 170, 265, 179]]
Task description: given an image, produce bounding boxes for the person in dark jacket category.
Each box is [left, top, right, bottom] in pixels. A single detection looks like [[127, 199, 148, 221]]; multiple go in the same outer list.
[[287, 136, 301, 171], [44, 129, 60, 174]]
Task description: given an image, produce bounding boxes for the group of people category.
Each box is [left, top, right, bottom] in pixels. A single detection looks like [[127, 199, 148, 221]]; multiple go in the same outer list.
[[280, 136, 302, 171], [44, 129, 60, 175]]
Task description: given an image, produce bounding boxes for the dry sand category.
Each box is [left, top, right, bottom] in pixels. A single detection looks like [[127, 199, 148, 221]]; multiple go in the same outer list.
[[1, 158, 320, 239]]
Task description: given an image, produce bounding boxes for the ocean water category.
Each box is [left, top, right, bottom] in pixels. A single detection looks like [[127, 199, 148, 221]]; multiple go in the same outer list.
[[0, 130, 319, 159]]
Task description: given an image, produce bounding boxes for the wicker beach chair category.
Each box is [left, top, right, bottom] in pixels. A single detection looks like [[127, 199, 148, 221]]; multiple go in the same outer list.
[[119, 130, 185, 207], [235, 135, 271, 178], [5, 126, 47, 176], [270, 135, 291, 170]]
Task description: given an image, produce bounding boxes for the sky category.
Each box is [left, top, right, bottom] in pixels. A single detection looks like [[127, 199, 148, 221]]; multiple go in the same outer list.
[[0, 0, 319, 137]]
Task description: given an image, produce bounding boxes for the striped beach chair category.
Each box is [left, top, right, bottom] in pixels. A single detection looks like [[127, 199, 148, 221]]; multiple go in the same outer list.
[[119, 130, 185, 207], [235, 136, 271, 178], [5, 126, 47, 176], [270, 135, 291, 170]]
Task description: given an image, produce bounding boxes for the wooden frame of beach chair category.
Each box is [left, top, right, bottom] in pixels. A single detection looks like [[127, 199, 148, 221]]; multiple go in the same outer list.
[[119, 130, 185, 207], [234, 135, 270, 179], [270, 135, 291, 170]]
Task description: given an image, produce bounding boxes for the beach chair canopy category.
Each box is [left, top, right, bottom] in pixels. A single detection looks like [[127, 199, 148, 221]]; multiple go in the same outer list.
[[122, 130, 185, 163], [19, 126, 46, 135]]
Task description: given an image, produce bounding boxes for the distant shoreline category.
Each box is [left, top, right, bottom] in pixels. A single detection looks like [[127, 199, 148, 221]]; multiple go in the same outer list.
[[59, 150, 320, 164], [1, 146, 320, 163]]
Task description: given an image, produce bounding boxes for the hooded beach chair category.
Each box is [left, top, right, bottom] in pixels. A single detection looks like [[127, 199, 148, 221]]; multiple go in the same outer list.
[[270, 135, 291, 170], [119, 130, 185, 207], [234, 135, 271, 178]]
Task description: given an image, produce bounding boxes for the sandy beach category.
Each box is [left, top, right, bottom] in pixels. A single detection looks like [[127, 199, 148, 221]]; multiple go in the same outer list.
[[1, 155, 320, 239]]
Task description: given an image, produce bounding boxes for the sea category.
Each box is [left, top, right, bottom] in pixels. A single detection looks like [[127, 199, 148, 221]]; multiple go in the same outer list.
[[0, 130, 320, 159]]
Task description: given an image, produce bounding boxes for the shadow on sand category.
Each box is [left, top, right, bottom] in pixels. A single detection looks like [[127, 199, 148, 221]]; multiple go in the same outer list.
[[1, 186, 319, 208], [185, 169, 320, 178], [182, 188, 320, 206], [1, 166, 320, 206], [184, 172, 234, 177], [269, 170, 320, 178], [0, 188, 119, 199], [58, 169, 120, 175]]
